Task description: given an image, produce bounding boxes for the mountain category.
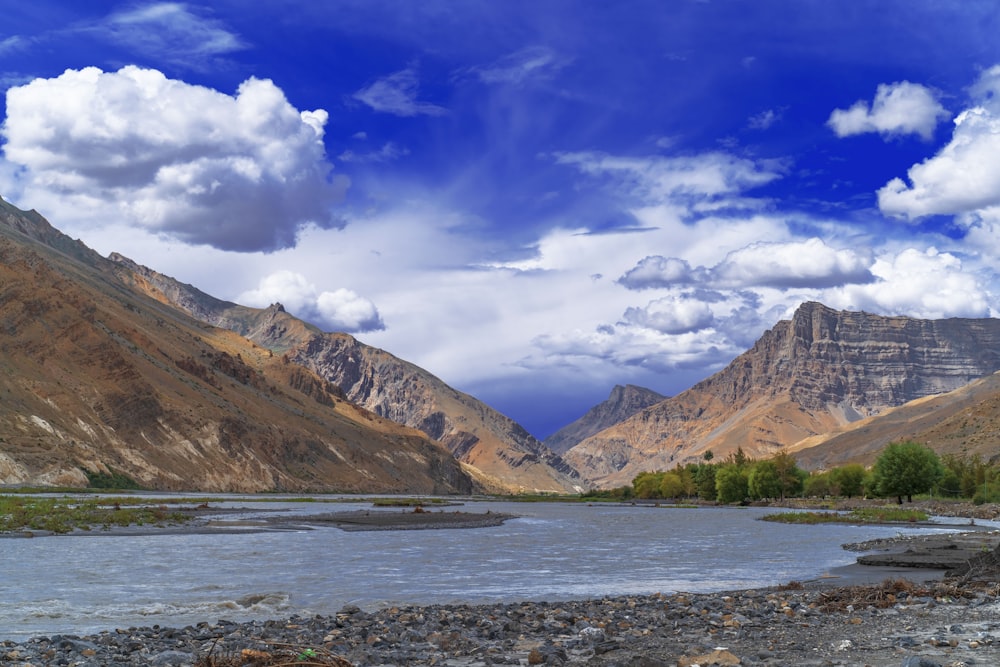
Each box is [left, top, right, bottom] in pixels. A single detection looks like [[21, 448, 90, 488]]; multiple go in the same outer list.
[[543, 384, 666, 454], [0, 197, 474, 493], [791, 371, 1000, 469], [109, 255, 582, 493], [565, 302, 1000, 486]]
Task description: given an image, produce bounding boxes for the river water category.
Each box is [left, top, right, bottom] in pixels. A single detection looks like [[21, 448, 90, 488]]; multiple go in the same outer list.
[[0, 497, 970, 640]]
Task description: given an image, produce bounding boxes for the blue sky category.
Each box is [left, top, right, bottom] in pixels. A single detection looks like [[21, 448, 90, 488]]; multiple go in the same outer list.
[[4, 1, 1000, 439]]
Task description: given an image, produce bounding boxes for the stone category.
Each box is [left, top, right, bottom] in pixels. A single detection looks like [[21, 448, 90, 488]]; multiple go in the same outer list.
[[678, 648, 742, 666]]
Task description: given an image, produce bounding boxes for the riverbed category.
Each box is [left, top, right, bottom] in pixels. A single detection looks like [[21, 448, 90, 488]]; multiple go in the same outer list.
[[0, 497, 974, 640]]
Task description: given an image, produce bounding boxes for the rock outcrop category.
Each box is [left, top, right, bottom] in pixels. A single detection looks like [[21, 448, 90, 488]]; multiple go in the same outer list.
[[110, 254, 582, 493], [566, 302, 1000, 486], [543, 384, 666, 454], [0, 197, 475, 493]]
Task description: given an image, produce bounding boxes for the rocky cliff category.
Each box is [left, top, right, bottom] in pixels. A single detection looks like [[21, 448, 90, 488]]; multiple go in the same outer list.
[[543, 384, 666, 454], [111, 256, 582, 493], [565, 302, 1000, 486], [0, 198, 475, 493]]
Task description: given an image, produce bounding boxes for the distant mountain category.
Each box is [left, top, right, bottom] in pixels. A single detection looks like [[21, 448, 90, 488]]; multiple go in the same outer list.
[[791, 371, 1000, 469], [0, 197, 474, 493], [565, 302, 1000, 486], [110, 255, 582, 493], [543, 384, 666, 454]]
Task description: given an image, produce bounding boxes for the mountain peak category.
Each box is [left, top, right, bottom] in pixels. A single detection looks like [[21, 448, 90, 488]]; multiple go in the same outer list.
[[544, 384, 666, 455]]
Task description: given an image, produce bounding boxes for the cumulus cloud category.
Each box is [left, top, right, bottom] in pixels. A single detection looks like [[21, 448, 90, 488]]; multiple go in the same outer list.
[[353, 67, 446, 117], [618, 256, 695, 289], [621, 295, 715, 334], [99, 2, 247, 69], [617, 239, 874, 291], [833, 248, 991, 319], [1, 66, 346, 252], [528, 324, 737, 374], [877, 67, 1000, 219], [828, 81, 949, 140], [238, 270, 384, 333], [712, 238, 875, 289]]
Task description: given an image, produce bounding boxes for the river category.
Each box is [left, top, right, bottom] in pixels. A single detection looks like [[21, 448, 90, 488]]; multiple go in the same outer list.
[[0, 497, 970, 640]]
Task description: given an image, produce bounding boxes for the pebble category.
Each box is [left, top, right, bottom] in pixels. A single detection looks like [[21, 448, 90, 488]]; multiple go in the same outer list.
[[1, 586, 998, 666]]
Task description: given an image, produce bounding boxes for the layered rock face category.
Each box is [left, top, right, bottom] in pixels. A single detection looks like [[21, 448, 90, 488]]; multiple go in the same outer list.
[[543, 384, 666, 454], [111, 255, 582, 493], [566, 302, 1000, 486], [0, 198, 475, 493]]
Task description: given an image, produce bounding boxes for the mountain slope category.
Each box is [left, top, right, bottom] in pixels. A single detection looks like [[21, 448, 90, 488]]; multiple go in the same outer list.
[[565, 302, 1000, 486], [791, 371, 1000, 469], [543, 384, 666, 455], [0, 197, 474, 493], [110, 255, 582, 493]]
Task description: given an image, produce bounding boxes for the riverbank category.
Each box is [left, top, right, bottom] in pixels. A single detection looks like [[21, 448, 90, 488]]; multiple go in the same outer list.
[[3, 573, 997, 666]]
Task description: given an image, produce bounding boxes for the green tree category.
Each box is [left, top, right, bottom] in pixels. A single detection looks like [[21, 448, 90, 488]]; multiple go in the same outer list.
[[659, 472, 685, 499], [748, 461, 782, 500], [771, 451, 804, 499], [831, 464, 867, 498], [715, 464, 749, 503], [871, 441, 944, 503], [633, 472, 663, 499], [695, 464, 718, 501], [803, 470, 835, 497]]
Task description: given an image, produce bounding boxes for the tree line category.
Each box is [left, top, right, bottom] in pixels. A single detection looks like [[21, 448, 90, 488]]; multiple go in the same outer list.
[[586, 441, 1000, 505]]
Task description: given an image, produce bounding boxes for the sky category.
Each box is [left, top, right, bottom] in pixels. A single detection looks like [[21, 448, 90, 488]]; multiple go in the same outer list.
[[3, 1, 1000, 440]]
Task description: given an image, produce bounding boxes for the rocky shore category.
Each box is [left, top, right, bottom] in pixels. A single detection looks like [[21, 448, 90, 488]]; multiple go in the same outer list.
[[3, 575, 998, 667]]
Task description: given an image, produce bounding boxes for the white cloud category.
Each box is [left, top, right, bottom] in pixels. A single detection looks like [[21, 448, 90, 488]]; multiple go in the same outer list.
[[528, 323, 737, 374], [338, 142, 410, 163], [621, 295, 715, 334], [0, 66, 345, 252], [353, 67, 446, 117], [747, 108, 780, 130], [99, 2, 247, 69], [618, 256, 695, 289], [828, 81, 949, 140], [470, 46, 567, 85], [238, 270, 384, 333], [878, 68, 1000, 219], [617, 239, 874, 291], [711, 238, 875, 289], [830, 247, 992, 319], [555, 151, 783, 205], [0, 36, 28, 56]]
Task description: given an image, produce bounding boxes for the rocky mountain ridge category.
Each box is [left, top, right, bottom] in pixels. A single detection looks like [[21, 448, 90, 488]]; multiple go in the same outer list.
[[110, 255, 581, 493], [543, 384, 666, 455], [0, 197, 474, 493], [565, 302, 1000, 486]]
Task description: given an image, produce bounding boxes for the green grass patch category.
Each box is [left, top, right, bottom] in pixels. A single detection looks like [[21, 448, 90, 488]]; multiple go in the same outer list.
[[761, 507, 930, 525], [82, 468, 143, 490], [0, 496, 192, 534]]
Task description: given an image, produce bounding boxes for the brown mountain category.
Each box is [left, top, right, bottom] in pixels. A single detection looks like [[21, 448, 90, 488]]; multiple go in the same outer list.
[[0, 197, 474, 493], [791, 371, 1000, 469], [109, 255, 582, 493], [565, 302, 1000, 487], [543, 384, 666, 455]]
